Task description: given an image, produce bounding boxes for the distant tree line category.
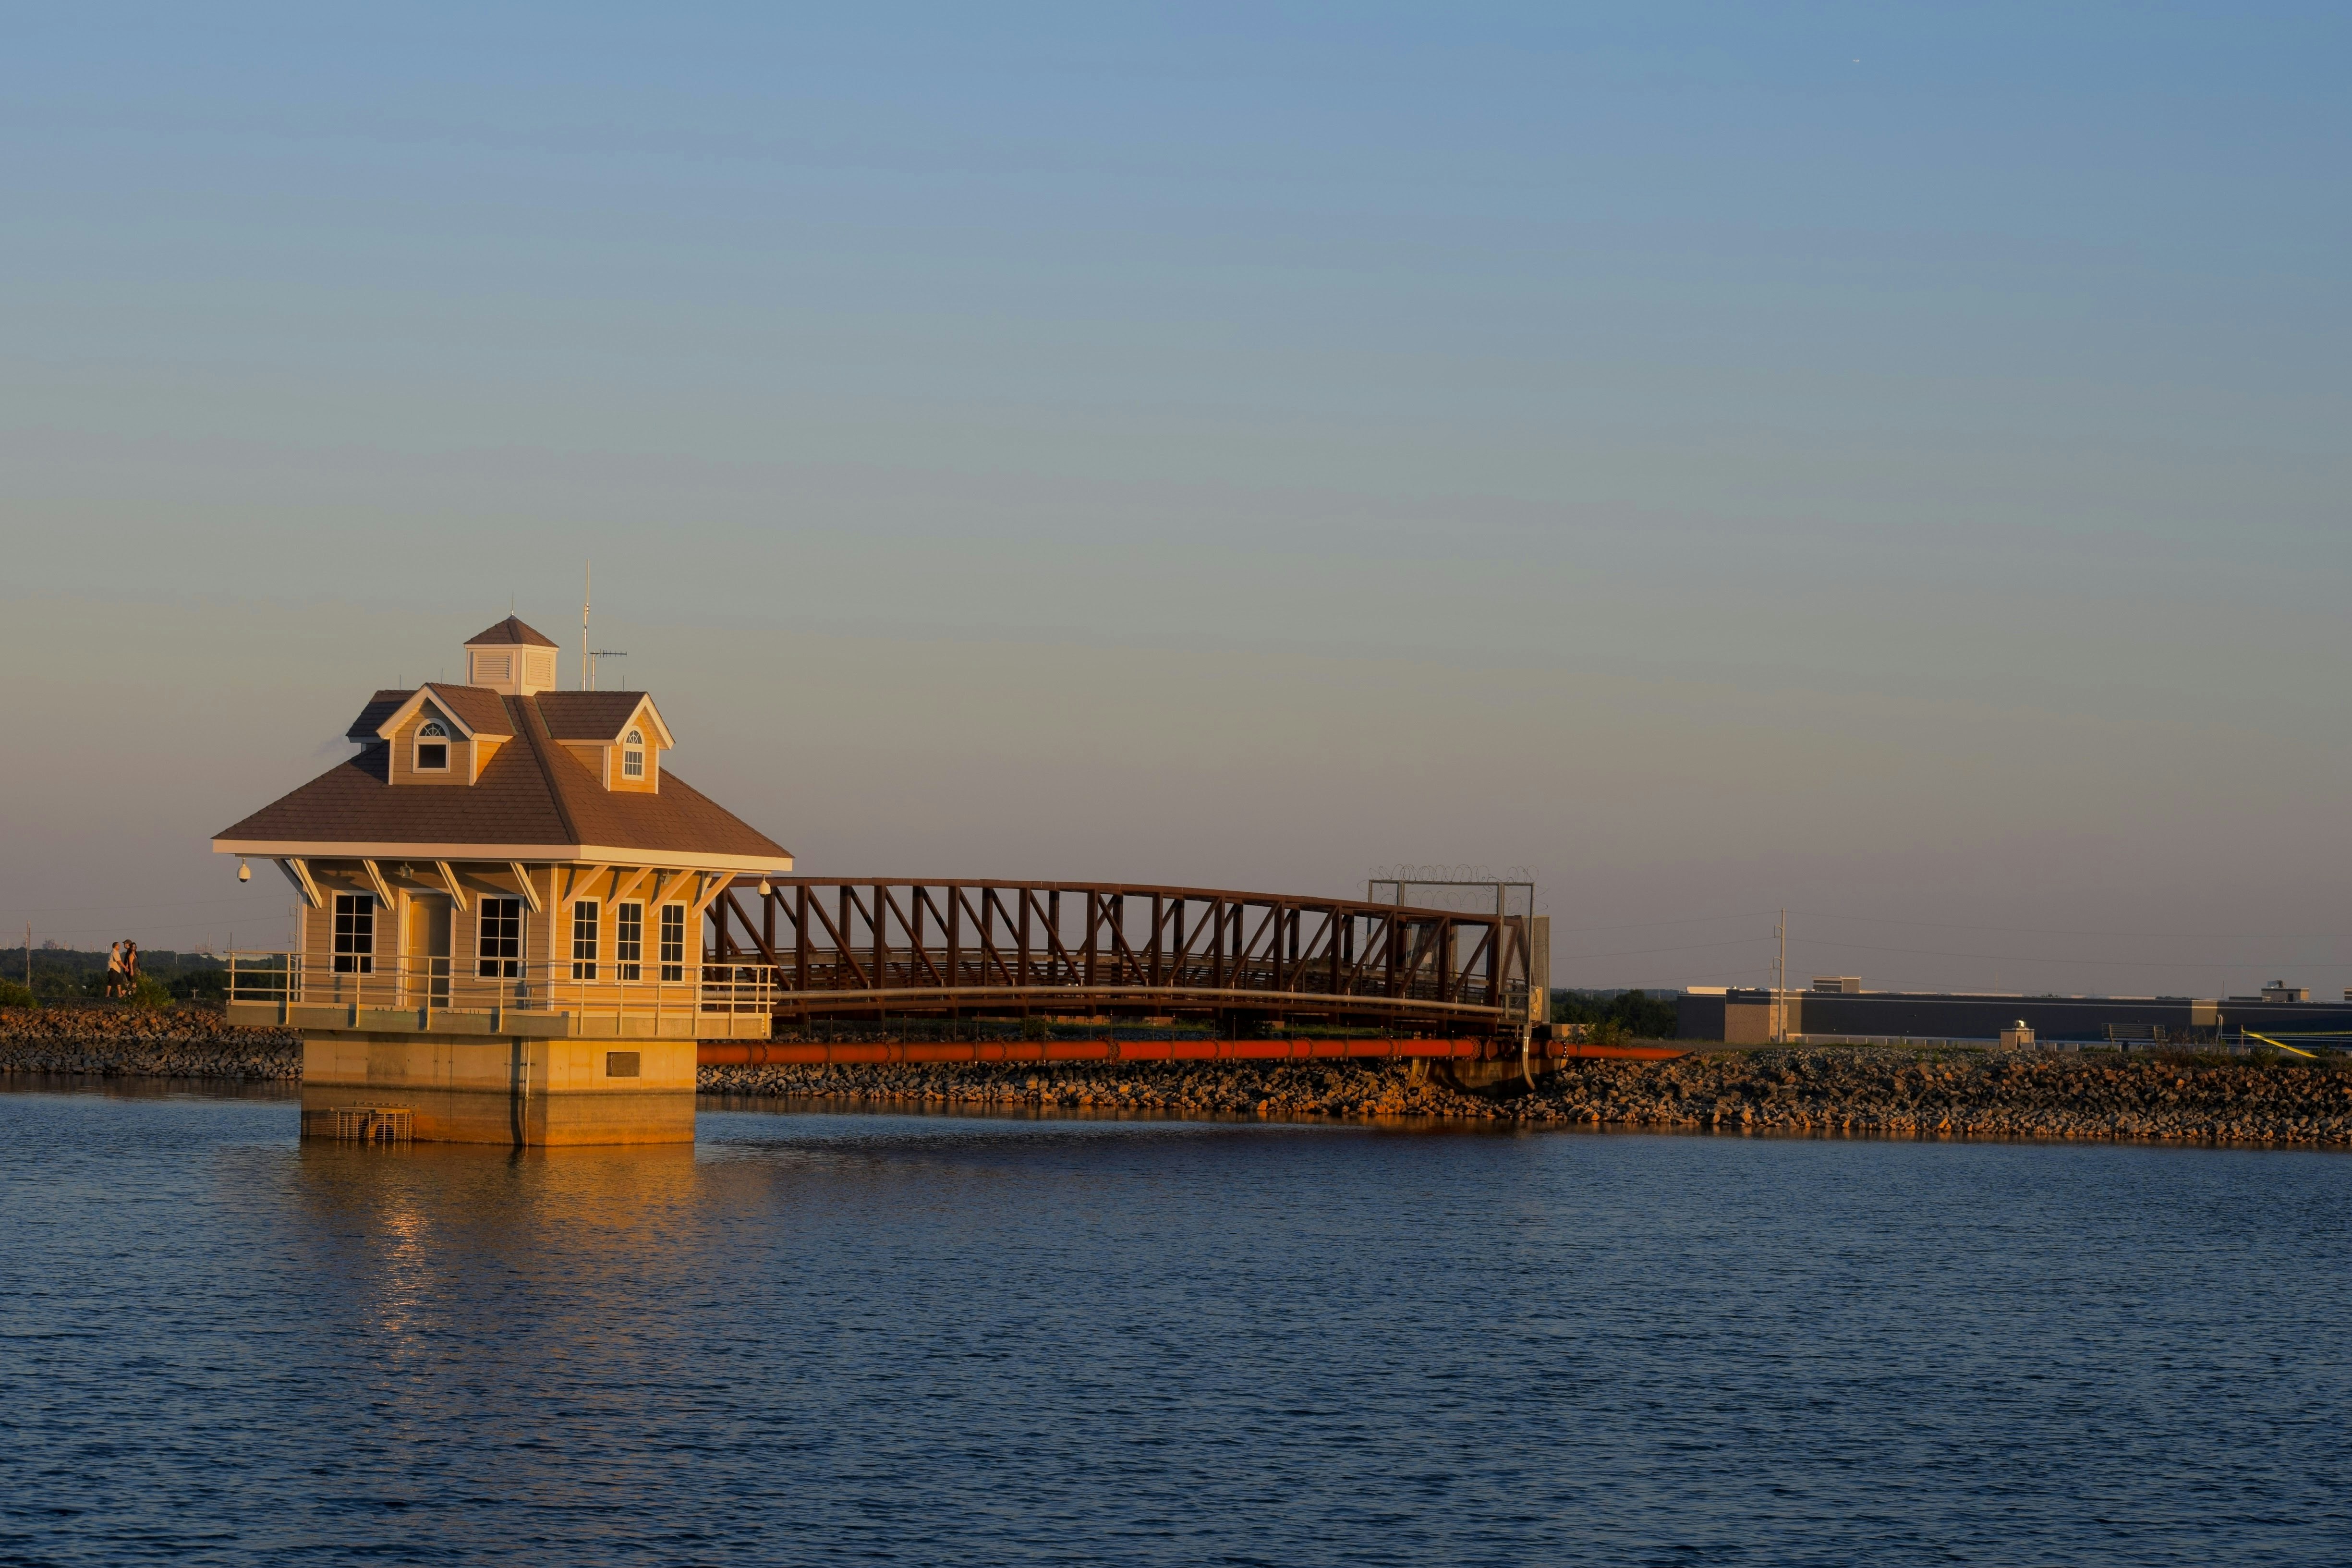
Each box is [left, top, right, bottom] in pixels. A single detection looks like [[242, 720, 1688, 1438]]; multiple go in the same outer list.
[[1550, 987, 1680, 1042], [0, 947, 228, 1009]]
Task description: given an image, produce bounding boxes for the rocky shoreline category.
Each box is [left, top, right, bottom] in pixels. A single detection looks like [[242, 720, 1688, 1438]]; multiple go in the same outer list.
[[6, 1011, 2347, 1144], [710, 1045, 2352, 1145], [0, 1007, 301, 1080]]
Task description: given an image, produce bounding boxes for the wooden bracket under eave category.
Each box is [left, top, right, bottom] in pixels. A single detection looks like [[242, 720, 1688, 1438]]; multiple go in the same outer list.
[[688, 871, 738, 924], [361, 859, 398, 906], [434, 861, 470, 914], [276, 858, 325, 910], [509, 862, 544, 914], [559, 863, 614, 906]]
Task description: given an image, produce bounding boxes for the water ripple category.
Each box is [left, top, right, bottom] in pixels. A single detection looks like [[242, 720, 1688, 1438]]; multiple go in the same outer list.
[[0, 1082, 2345, 1565]]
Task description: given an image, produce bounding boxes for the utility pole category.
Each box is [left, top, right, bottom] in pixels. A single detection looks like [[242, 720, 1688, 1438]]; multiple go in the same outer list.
[[1775, 908, 1787, 1043]]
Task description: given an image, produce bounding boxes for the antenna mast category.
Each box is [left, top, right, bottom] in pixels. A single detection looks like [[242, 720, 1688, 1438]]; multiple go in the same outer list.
[[582, 562, 591, 690]]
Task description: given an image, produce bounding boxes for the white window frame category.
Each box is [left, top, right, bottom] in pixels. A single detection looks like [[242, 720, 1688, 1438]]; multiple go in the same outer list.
[[614, 901, 643, 981], [658, 903, 688, 983], [333, 892, 375, 974], [571, 899, 600, 981], [414, 719, 451, 773], [477, 897, 524, 979], [622, 728, 645, 779]]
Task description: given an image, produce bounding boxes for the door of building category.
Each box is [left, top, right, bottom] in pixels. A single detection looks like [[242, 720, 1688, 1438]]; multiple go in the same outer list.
[[407, 896, 452, 1006]]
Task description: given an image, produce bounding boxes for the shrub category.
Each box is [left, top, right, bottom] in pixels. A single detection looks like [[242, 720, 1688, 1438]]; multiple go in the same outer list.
[[127, 974, 172, 1011], [0, 978, 34, 1008], [1552, 988, 1680, 1041], [169, 969, 228, 1003]]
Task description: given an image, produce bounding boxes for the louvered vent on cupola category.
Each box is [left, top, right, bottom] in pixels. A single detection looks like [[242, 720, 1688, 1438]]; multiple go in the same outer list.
[[462, 615, 561, 695]]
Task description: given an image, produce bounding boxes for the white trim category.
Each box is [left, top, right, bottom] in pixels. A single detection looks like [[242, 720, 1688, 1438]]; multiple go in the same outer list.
[[412, 719, 452, 774], [368, 685, 513, 743], [611, 897, 646, 981], [569, 895, 602, 980], [216, 840, 791, 874], [509, 862, 544, 914], [630, 696, 676, 752], [555, 695, 675, 750], [331, 889, 378, 975], [474, 892, 527, 979], [656, 899, 690, 981], [433, 861, 471, 914]]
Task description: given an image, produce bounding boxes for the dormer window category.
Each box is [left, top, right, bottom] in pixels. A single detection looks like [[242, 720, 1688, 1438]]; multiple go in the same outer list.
[[415, 721, 450, 772], [622, 729, 645, 779]]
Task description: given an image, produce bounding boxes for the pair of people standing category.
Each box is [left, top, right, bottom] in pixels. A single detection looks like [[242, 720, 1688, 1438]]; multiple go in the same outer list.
[[106, 940, 140, 998]]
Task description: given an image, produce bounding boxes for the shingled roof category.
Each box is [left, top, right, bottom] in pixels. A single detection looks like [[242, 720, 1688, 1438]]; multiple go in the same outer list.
[[222, 693, 789, 868], [535, 691, 657, 742], [344, 690, 411, 741], [345, 684, 516, 741], [466, 615, 559, 647]]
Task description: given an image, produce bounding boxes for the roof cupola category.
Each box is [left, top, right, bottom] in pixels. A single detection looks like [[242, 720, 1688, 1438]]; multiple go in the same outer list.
[[464, 616, 560, 696]]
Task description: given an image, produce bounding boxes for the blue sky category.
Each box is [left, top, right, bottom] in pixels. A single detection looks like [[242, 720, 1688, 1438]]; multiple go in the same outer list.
[[5, 3, 2348, 993]]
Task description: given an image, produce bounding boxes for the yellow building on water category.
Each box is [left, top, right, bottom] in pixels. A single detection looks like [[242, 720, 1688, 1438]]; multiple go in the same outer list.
[[215, 616, 792, 1146]]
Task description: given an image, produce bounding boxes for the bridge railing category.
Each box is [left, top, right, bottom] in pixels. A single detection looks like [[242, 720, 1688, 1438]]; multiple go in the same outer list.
[[704, 879, 1537, 1026], [224, 951, 771, 1023]]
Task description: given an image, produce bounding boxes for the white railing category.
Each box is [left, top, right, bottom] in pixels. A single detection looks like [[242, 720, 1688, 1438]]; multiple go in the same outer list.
[[226, 951, 774, 1028]]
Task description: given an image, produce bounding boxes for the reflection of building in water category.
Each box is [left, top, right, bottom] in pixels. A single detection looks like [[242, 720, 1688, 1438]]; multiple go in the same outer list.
[[216, 616, 793, 1145], [291, 1140, 704, 1377]]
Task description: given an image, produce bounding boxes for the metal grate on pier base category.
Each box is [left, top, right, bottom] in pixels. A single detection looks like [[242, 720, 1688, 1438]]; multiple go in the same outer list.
[[304, 1106, 415, 1144]]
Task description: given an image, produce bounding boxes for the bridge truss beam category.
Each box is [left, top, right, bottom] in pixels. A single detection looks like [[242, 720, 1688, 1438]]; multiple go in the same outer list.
[[706, 878, 1535, 1036]]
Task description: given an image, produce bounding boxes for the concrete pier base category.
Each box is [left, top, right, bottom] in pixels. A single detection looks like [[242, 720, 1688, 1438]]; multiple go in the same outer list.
[[300, 1032, 697, 1146]]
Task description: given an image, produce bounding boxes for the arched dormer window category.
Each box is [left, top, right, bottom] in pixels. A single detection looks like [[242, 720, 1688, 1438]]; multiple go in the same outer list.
[[415, 720, 450, 773], [622, 729, 645, 779]]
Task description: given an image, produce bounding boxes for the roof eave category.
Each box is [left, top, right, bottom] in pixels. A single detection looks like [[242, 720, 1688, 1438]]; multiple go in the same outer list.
[[211, 838, 794, 874]]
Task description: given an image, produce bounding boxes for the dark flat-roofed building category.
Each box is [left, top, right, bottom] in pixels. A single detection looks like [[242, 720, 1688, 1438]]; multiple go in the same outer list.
[[1680, 983, 2352, 1045]]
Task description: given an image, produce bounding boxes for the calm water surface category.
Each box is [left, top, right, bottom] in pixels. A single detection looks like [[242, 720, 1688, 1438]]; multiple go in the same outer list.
[[0, 1080, 2346, 1566]]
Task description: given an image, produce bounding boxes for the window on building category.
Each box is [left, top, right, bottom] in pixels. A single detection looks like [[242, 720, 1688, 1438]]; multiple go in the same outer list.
[[659, 904, 687, 982], [622, 729, 645, 779], [332, 893, 374, 973], [571, 900, 599, 980], [614, 902, 643, 981], [478, 898, 522, 978]]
